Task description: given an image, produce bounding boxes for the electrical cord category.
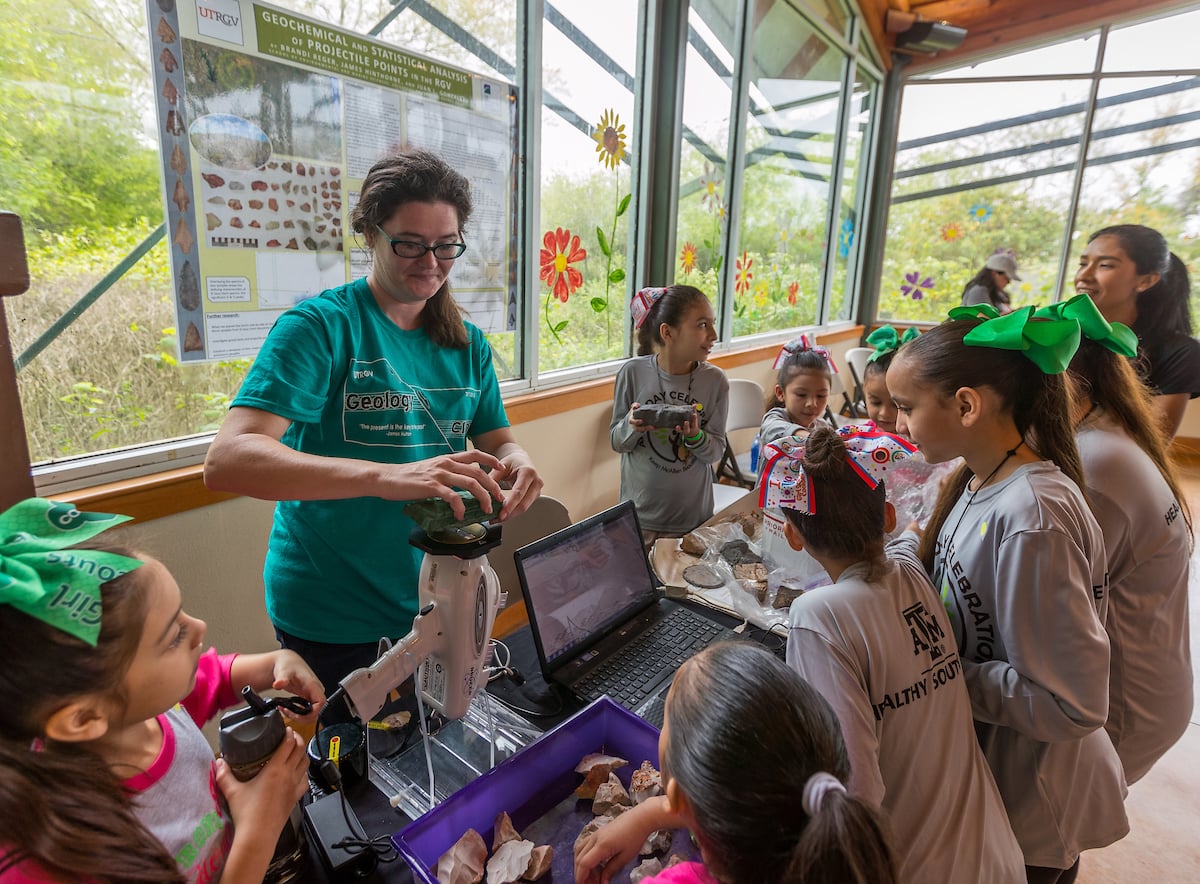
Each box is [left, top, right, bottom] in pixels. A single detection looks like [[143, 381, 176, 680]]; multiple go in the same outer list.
[[486, 679, 567, 718], [484, 638, 524, 684], [315, 761, 397, 869]]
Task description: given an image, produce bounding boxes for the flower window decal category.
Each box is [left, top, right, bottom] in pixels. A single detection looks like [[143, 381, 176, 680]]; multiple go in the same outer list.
[[900, 271, 934, 301], [735, 251, 753, 296], [539, 227, 586, 342], [680, 242, 697, 276], [592, 109, 627, 170]]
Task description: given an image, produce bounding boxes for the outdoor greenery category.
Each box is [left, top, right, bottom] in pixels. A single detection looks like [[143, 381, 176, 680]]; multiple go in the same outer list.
[[879, 102, 1200, 323], [5, 0, 1198, 465]]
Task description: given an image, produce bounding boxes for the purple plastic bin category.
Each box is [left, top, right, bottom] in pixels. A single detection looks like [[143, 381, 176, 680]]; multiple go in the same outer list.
[[394, 697, 667, 883]]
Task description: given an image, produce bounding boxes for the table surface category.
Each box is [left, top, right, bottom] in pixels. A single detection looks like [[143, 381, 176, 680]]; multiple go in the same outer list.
[[308, 592, 782, 883]]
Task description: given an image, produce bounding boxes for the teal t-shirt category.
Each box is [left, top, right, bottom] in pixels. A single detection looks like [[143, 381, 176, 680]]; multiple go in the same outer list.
[[232, 277, 509, 643]]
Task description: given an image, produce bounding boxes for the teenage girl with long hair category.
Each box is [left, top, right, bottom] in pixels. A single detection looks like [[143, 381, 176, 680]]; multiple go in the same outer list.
[[1041, 294, 1194, 784], [887, 309, 1127, 883], [574, 641, 896, 884], [1075, 224, 1200, 438]]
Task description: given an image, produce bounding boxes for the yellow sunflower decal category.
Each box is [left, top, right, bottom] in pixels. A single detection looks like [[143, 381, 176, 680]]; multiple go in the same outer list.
[[592, 109, 627, 169]]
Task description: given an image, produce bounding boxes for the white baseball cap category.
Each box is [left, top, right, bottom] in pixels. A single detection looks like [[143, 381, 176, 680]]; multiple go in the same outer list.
[[985, 253, 1021, 280]]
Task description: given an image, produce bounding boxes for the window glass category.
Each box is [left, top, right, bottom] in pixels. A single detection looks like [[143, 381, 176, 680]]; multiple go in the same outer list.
[[6, 0, 521, 466], [827, 66, 876, 322], [1103, 9, 1200, 73], [881, 79, 1090, 321], [536, 0, 638, 372], [797, 0, 851, 41], [732, 6, 845, 337], [1072, 75, 1200, 325], [673, 3, 738, 323]]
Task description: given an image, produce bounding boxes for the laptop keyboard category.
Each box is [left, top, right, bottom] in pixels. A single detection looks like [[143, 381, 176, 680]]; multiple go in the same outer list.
[[574, 607, 731, 724]]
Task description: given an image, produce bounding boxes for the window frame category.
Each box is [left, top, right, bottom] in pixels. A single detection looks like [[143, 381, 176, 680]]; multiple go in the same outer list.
[[23, 0, 883, 498]]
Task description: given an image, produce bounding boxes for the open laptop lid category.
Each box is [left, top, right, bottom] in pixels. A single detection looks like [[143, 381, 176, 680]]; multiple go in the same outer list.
[[514, 500, 661, 680]]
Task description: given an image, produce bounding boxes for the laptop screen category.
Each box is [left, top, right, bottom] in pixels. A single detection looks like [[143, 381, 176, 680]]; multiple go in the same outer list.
[[514, 501, 659, 668]]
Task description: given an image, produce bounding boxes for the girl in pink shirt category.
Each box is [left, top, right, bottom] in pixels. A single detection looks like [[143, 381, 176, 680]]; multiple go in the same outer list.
[[574, 641, 896, 884], [0, 498, 324, 883]]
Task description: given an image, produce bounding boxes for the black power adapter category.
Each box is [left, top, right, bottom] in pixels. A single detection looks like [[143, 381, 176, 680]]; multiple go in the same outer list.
[[301, 792, 376, 880]]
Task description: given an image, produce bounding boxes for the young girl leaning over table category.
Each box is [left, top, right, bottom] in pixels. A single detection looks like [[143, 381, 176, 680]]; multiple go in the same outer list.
[[763, 423, 1023, 884], [610, 285, 729, 547], [574, 640, 897, 884], [886, 306, 1128, 884], [758, 341, 834, 451], [0, 498, 324, 884]]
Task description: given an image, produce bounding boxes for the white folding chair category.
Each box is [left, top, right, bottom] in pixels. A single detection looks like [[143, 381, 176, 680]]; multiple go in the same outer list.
[[714, 378, 766, 490], [844, 346, 875, 419]]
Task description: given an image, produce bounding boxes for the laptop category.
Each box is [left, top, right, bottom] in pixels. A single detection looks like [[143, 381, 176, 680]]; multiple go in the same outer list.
[[513, 500, 740, 727]]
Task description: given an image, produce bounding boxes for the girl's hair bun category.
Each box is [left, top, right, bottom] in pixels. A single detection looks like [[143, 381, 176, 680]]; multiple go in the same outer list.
[[802, 425, 846, 479]]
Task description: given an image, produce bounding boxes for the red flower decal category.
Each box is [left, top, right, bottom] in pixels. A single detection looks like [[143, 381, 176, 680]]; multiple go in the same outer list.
[[539, 227, 587, 302]]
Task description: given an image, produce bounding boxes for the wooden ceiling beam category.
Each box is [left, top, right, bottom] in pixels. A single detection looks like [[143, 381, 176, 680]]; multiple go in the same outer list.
[[910, 0, 992, 19], [902, 0, 1195, 71]]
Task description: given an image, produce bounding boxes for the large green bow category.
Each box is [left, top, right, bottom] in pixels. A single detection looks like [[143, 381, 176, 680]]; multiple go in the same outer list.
[[0, 498, 142, 646], [1033, 294, 1138, 358], [955, 305, 1081, 374], [865, 325, 920, 362]]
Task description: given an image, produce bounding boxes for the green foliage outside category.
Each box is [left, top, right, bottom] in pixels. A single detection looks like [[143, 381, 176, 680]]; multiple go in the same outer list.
[[6, 0, 1198, 464], [878, 107, 1200, 324]]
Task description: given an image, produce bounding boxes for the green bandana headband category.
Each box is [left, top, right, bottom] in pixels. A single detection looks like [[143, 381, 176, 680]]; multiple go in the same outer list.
[[0, 498, 142, 646], [865, 325, 920, 363], [1033, 294, 1138, 358], [949, 305, 1081, 374]]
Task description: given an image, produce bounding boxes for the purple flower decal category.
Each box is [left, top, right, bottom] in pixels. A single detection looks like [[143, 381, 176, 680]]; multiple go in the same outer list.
[[901, 271, 934, 300]]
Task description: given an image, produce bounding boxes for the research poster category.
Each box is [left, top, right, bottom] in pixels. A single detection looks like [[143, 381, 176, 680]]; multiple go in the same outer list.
[[146, 0, 519, 361]]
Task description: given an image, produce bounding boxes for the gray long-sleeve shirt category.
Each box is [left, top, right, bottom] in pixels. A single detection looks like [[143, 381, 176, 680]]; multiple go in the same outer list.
[[1077, 418, 1193, 784], [922, 461, 1128, 868], [610, 355, 728, 534], [789, 542, 1024, 884]]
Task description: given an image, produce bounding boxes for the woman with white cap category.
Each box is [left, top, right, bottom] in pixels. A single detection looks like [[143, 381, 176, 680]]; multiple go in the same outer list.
[[961, 252, 1020, 313]]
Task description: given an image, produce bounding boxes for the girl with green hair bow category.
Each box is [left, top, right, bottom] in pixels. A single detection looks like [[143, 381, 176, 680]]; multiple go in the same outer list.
[[860, 325, 920, 434], [1046, 293, 1195, 787], [0, 497, 324, 884], [886, 310, 1128, 882]]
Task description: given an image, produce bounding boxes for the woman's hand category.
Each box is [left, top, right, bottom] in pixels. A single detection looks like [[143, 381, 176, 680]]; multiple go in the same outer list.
[[378, 450, 507, 519], [215, 729, 309, 837], [493, 448, 544, 521], [574, 798, 676, 884], [270, 650, 325, 721]]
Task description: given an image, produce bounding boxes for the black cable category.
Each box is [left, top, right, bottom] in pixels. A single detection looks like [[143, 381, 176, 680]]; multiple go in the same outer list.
[[330, 779, 397, 867], [486, 681, 567, 718]]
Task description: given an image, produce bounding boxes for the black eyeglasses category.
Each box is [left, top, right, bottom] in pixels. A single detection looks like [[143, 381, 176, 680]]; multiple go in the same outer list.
[[375, 225, 466, 259]]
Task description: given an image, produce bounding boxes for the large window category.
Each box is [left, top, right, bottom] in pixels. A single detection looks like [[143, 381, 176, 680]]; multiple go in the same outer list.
[[674, 0, 878, 345], [881, 8, 1200, 322], [535, 0, 638, 373], [6, 0, 879, 490]]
